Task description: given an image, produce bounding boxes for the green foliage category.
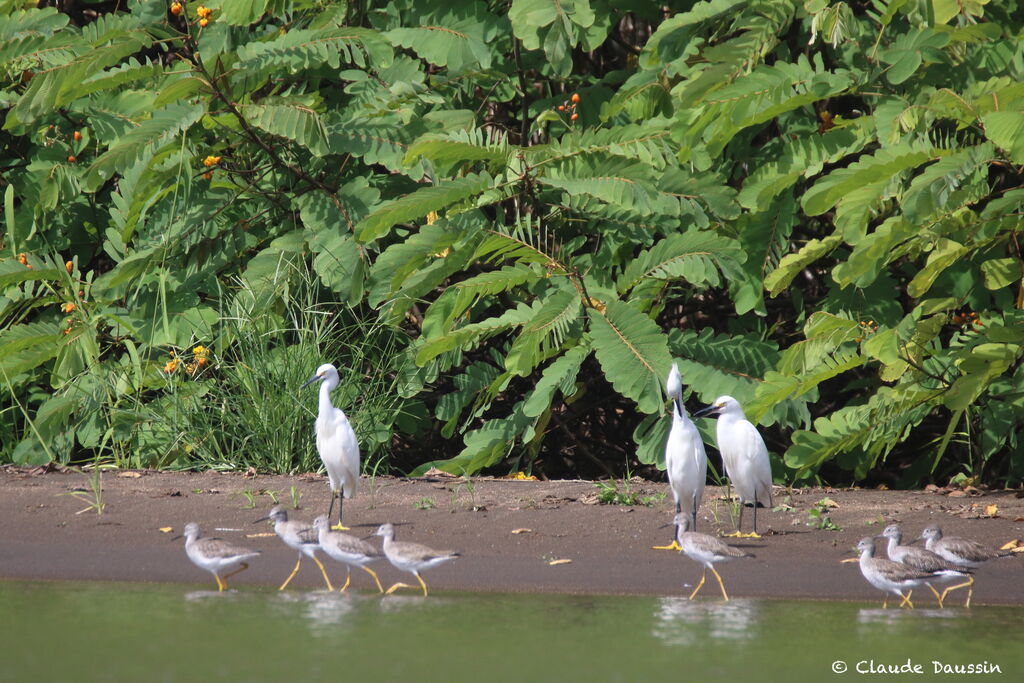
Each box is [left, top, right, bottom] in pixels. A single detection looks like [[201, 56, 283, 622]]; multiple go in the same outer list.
[[3, 0, 1024, 488]]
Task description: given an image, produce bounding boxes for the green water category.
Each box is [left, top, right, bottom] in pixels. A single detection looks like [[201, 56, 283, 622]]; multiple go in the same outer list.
[[1, 581, 1019, 682]]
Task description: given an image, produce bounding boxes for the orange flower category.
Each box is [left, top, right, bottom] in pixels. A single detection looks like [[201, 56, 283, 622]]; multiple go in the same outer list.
[[73, 131, 82, 141], [61, 303, 76, 313], [67, 155, 76, 163], [163, 359, 179, 373], [196, 6, 212, 19], [202, 155, 221, 167], [17, 253, 27, 265], [170, 1, 182, 15], [199, 18, 209, 27]]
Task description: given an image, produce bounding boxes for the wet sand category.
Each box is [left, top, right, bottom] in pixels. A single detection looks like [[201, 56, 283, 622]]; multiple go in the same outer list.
[[1, 467, 1021, 604]]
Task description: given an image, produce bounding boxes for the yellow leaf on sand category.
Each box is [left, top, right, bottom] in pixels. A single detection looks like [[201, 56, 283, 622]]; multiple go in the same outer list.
[[159, 527, 173, 533], [1000, 539, 1020, 551], [117, 471, 142, 478], [547, 559, 572, 566], [246, 532, 276, 538], [511, 528, 532, 534], [985, 504, 999, 517]]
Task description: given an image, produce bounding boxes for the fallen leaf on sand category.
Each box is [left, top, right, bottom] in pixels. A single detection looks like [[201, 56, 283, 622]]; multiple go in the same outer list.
[[984, 504, 999, 517], [246, 532, 276, 538], [1000, 539, 1020, 551], [547, 559, 572, 566], [422, 467, 458, 479], [117, 471, 142, 478], [511, 528, 532, 534], [159, 527, 173, 533]]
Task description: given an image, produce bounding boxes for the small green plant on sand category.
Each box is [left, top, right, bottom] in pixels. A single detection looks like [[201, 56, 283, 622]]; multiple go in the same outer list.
[[265, 489, 280, 505], [414, 497, 435, 510], [449, 476, 482, 512], [290, 486, 301, 510], [63, 466, 105, 515], [807, 498, 841, 531], [594, 479, 662, 507], [238, 488, 258, 510]]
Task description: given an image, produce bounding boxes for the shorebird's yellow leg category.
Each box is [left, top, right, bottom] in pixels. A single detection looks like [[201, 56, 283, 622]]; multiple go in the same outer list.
[[362, 566, 385, 593], [898, 591, 914, 608], [338, 569, 352, 593], [311, 555, 335, 591], [415, 573, 429, 597], [280, 557, 302, 591], [688, 569, 707, 600], [386, 582, 415, 595], [940, 576, 974, 608], [214, 574, 226, 592], [926, 584, 944, 607], [882, 594, 888, 609], [710, 566, 730, 601], [652, 540, 682, 551], [221, 562, 250, 591]]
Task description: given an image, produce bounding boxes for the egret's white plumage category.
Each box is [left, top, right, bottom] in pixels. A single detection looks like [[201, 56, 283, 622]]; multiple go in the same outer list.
[[302, 363, 360, 529], [654, 364, 707, 549], [695, 395, 772, 535]]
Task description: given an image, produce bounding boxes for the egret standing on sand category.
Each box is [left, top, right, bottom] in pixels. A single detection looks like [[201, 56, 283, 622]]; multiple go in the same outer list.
[[653, 363, 707, 550], [302, 363, 359, 530], [694, 396, 772, 536]]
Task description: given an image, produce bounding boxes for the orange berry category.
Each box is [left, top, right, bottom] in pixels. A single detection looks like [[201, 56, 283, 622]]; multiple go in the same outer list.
[[558, 105, 565, 111], [65, 260, 73, 273], [202, 171, 213, 180], [197, 357, 208, 367], [571, 93, 580, 104], [170, 1, 182, 15], [25, 264, 32, 270], [73, 131, 82, 141], [570, 113, 578, 121], [67, 155, 76, 163]]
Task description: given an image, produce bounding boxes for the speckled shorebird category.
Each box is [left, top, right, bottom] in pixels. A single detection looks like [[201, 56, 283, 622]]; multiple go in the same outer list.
[[375, 523, 460, 597], [180, 522, 260, 592], [313, 515, 384, 593], [920, 524, 1010, 607], [854, 537, 962, 609], [673, 513, 753, 601], [879, 524, 971, 608], [256, 505, 334, 591]]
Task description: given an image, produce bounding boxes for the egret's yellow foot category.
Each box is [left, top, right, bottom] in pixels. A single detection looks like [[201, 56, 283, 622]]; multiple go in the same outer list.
[[722, 531, 745, 538], [331, 523, 351, 531], [652, 541, 682, 551]]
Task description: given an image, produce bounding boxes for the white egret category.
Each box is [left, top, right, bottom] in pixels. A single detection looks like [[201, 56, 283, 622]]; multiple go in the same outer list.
[[653, 363, 707, 550], [920, 524, 1009, 607], [256, 505, 334, 591], [694, 395, 772, 537], [302, 363, 360, 530], [671, 514, 752, 601], [375, 523, 461, 597], [178, 522, 260, 592]]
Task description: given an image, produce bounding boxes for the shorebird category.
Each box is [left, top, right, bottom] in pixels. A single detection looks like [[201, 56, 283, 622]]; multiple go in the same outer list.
[[920, 524, 1009, 607], [375, 523, 460, 597], [879, 524, 971, 608], [302, 363, 360, 530], [653, 364, 707, 550], [179, 522, 260, 592], [672, 513, 753, 601], [854, 537, 962, 609], [256, 505, 334, 591], [313, 515, 384, 593], [694, 396, 772, 536]]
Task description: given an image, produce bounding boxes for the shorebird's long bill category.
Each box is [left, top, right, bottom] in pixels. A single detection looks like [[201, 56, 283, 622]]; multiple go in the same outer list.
[[300, 374, 322, 389]]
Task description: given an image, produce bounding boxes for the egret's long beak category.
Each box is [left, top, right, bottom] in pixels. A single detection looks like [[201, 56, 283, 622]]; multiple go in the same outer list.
[[672, 397, 684, 417], [693, 404, 718, 418], [300, 374, 322, 389]]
